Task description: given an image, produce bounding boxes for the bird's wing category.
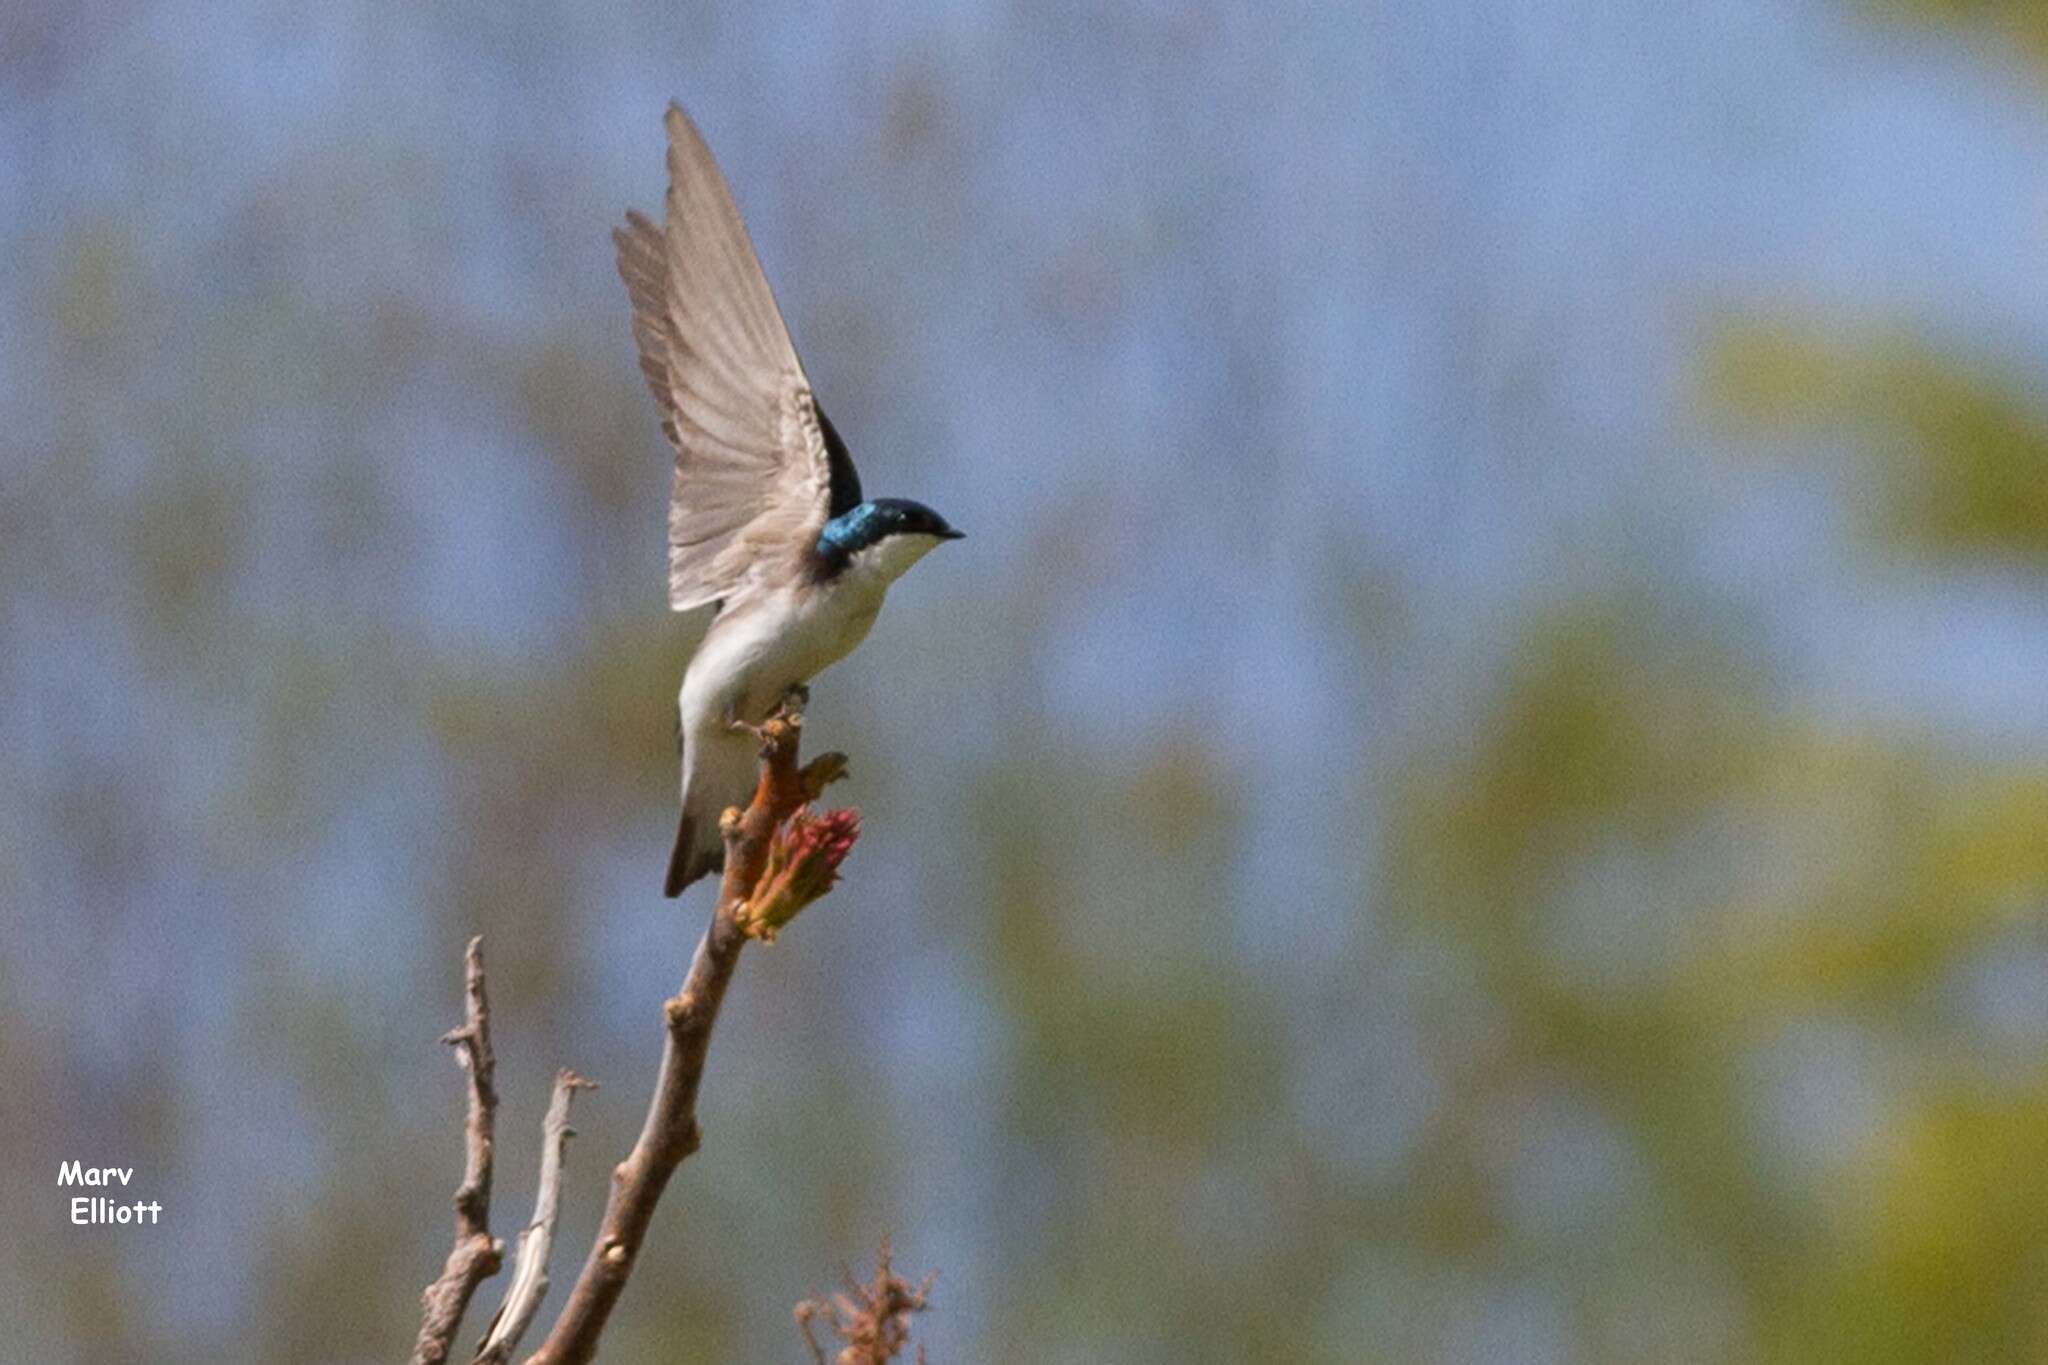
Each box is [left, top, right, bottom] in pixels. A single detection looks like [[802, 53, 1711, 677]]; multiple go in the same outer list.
[[614, 103, 843, 611]]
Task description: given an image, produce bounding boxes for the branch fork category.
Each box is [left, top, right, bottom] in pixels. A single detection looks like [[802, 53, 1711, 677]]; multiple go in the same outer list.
[[406, 695, 856, 1365], [527, 697, 854, 1364], [411, 942, 598, 1365]]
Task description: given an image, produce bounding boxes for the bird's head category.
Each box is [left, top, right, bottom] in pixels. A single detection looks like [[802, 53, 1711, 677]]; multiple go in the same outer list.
[[816, 498, 964, 582]]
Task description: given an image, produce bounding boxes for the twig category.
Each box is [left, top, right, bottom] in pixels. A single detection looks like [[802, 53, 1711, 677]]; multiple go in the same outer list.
[[528, 703, 847, 1365], [411, 937, 505, 1365], [526, 701, 847, 1365], [795, 1239, 934, 1365], [473, 1070, 597, 1364]]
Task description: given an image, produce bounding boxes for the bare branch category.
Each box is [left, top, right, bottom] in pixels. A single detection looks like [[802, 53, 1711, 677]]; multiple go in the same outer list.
[[795, 1239, 934, 1365], [473, 1070, 597, 1364], [526, 700, 849, 1364], [411, 937, 505, 1365]]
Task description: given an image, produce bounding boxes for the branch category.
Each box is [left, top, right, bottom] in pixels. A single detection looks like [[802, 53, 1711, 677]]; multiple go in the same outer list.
[[795, 1239, 934, 1365], [473, 1070, 597, 1364], [411, 937, 504, 1365], [526, 700, 850, 1365]]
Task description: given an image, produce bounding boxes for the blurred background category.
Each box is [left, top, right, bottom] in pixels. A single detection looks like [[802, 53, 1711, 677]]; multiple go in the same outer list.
[[4, 2, 2048, 1361]]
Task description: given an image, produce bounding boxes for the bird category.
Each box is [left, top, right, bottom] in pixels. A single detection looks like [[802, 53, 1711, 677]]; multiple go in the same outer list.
[[614, 104, 963, 897]]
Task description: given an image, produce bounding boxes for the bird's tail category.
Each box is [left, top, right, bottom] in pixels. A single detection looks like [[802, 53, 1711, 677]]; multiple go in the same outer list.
[[667, 721, 756, 898], [663, 808, 725, 898]]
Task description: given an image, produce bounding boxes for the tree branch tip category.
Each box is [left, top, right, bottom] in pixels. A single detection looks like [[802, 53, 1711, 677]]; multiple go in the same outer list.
[[800, 750, 850, 797], [411, 937, 502, 1365], [468, 1069, 592, 1364]]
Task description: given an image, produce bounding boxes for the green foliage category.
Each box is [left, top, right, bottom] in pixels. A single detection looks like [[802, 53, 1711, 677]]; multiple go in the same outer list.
[[1867, 0, 2048, 67], [1382, 601, 2048, 1358], [972, 741, 1332, 1361], [1705, 320, 2048, 558]]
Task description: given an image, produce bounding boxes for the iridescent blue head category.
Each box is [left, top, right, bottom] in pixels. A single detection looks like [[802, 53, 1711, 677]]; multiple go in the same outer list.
[[815, 497, 964, 576]]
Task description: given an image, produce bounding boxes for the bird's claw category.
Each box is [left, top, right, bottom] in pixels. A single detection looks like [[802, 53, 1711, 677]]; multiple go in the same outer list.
[[728, 686, 810, 739]]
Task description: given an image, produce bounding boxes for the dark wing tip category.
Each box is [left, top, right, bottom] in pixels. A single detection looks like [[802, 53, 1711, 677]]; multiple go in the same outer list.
[[814, 401, 864, 518]]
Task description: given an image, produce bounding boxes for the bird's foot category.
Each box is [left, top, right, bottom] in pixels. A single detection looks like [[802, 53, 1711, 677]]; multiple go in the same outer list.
[[728, 686, 809, 738], [800, 751, 849, 800]]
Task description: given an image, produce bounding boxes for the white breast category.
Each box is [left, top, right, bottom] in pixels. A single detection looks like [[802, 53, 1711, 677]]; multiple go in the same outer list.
[[678, 578, 870, 727], [679, 533, 943, 729]]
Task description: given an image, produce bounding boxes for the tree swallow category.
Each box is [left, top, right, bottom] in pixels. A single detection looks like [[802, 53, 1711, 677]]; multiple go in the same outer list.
[[615, 104, 962, 897]]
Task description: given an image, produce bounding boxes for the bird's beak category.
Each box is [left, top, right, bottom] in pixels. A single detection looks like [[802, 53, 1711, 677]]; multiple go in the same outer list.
[[938, 527, 965, 541]]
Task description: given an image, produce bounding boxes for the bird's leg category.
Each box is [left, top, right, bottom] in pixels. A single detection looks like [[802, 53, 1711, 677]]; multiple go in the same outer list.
[[719, 686, 834, 795], [724, 685, 816, 752], [724, 700, 768, 742], [726, 683, 809, 739]]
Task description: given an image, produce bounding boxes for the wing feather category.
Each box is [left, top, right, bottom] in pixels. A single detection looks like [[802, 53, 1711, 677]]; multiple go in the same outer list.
[[614, 103, 840, 611]]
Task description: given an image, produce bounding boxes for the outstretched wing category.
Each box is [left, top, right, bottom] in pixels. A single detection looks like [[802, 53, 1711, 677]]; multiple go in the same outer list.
[[614, 103, 853, 611]]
